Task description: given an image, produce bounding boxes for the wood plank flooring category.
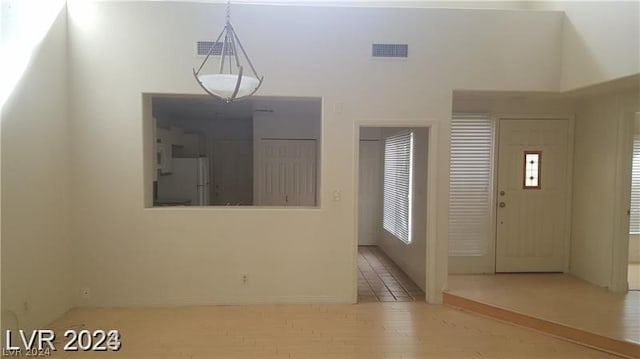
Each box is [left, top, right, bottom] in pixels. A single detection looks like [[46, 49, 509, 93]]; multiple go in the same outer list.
[[446, 274, 640, 357], [357, 246, 424, 303], [46, 302, 617, 358]]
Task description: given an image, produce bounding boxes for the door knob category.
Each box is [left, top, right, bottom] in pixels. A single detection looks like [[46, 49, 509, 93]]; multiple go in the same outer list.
[[499, 202, 506, 208], [500, 190, 506, 196]]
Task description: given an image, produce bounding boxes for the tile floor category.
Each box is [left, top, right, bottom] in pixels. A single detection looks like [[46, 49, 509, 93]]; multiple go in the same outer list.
[[357, 246, 424, 303]]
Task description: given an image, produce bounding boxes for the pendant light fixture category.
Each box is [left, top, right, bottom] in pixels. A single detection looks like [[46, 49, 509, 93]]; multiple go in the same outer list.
[[193, 1, 263, 103]]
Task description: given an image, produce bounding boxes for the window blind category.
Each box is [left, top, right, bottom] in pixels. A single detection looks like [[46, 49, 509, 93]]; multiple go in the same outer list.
[[449, 115, 493, 256], [383, 131, 414, 244], [630, 137, 640, 235]]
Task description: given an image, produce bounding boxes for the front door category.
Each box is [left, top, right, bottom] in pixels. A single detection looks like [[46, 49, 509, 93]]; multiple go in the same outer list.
[[495, 119, 570, 272]]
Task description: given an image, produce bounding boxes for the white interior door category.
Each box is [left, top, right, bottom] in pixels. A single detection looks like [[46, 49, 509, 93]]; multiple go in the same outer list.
[[358, 140, 382, 245], [496, 119, 570, 272], [211, 140, 253, 205], [258, 139, 317, 206]]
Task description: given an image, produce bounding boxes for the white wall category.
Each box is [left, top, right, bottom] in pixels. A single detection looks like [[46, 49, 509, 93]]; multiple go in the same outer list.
[[631, 235, 640, 264], [570, 90, 640, 287], [67, 1, 563, 306], [528, 1, 640, 91], [452, 94, 575, 115], [1, 8, 73, 331], [357, 127, 383, 246], [378, 128, 428, 292]]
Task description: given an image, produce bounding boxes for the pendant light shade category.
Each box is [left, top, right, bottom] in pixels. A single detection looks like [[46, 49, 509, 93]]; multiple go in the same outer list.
[[193, 2, 263, 103]]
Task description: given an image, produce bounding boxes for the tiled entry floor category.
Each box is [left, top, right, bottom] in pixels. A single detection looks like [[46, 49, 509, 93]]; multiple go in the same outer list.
[[358, 245, 425, 302]]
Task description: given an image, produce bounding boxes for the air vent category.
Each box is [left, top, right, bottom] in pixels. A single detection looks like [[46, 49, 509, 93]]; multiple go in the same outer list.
[[372, 43, 408, 58], [196, 41, 235, 56]]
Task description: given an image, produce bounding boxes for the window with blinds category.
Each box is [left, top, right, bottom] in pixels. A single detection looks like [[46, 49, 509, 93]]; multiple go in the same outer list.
[[383, 131, 414, 244], [449, 115, 493, 256], [630, 137, 640, 235]]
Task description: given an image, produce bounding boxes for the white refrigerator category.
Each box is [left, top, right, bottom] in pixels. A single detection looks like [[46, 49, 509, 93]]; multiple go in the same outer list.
[[158, 157, 210, 206]]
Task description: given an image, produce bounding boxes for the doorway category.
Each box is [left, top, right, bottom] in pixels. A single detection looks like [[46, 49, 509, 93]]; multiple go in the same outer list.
[[356, 127, 428, 302], [495, 118, 572, 272], [448, 116, 573, 274]]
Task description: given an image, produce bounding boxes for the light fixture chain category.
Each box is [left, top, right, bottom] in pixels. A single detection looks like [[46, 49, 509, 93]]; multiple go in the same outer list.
[[192, 0, 263, 102]]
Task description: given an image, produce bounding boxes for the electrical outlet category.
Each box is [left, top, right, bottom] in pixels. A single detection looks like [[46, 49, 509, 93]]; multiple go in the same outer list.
[[241, 274, 248, 285], [82, 287, 91, 299]]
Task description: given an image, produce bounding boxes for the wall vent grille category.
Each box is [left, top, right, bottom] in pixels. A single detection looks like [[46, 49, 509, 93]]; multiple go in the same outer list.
[[197, 41, 235, 56], [372, 44, 408, 58]]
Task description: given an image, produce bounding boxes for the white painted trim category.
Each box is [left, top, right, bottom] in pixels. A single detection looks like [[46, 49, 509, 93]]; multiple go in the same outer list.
[[353, 119, 440, 304], [610, 108, 638, 292], [142, 94, 154, 208], [565, 115, 576, 273], [426, 121, 440, 303], [493, 114, 575, 273]]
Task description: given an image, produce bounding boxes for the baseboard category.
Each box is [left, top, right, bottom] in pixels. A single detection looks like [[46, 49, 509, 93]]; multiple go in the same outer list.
[[443, 292, 640, 359]]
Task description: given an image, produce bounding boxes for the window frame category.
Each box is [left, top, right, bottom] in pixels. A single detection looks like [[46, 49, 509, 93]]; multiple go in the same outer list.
[[523, 150, 542, 190]]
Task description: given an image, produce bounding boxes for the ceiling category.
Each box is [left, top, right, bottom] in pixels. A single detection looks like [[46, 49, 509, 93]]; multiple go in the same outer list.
[[120, 0, 531, 10]]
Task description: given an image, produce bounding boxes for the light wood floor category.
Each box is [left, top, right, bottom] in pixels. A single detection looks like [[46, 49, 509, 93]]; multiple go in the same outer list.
[[46, 302, 616, 358], [447, 274, 640, 346]]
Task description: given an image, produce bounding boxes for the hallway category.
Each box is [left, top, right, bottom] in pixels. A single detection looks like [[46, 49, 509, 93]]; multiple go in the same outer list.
[[357, 246, 424, 302]]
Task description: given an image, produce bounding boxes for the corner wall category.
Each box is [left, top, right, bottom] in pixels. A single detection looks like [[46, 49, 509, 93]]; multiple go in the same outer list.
[[570, 90, 640, 287], [528, 1, 640, 90], [1, 8, 72, 331]]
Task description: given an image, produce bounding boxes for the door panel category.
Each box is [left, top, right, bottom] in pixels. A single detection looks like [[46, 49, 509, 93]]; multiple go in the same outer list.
[[211, 140, 253, 205], [258, 140, 317, 206], [496, 119, 569, 272], [358, 140, 382, 245]]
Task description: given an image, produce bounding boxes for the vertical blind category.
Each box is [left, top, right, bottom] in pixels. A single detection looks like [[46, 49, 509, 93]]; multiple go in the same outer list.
[[383, 131, 414, 244], [449, 115, 493, 256], [630, 137, 640, 235]]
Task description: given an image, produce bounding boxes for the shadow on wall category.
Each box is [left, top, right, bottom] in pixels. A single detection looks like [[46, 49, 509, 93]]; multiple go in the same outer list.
[[630, 235, 640, 263], [561, 15, 607, 90]]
